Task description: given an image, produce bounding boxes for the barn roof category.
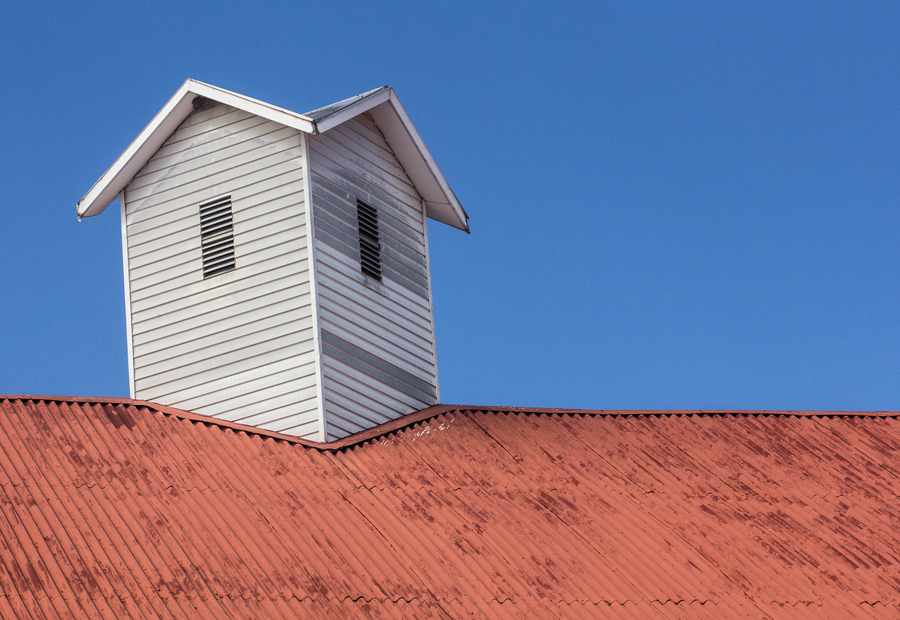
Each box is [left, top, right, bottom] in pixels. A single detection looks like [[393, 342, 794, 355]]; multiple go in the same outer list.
[[0, 395, 898, 618], [76, 79, 469, 232]]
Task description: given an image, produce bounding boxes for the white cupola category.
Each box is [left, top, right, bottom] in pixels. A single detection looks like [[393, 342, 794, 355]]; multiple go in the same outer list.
[[78, 79, 468, 441]]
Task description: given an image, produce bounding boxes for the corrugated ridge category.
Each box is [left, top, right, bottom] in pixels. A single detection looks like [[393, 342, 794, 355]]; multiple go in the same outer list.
[[4, 396, 899, 450], [0, 397, 897, 617]]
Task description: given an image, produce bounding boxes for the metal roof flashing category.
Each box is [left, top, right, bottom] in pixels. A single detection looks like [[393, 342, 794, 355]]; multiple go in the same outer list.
[[76, 80, 469, 232], [303, 85, 392, 128]]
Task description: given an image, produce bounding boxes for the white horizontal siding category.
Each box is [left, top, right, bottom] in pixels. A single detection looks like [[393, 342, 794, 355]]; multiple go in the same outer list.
[[318, 282, 432, 358], [137, 331, 314, 397], [130, 233, 310, 305], [134, 315, 313, 380], [132, 285, 310, 348], [132, 256, 309, 321], [134, 296, 312, 361], [128, 190, 305, 276], [309, 112, 438, 440], [273, 419, 321, 438], [147, 354, 313, 413], [317, 303, 433, 375], [128, 181, 302, 258], [124, 101, 320, 440]]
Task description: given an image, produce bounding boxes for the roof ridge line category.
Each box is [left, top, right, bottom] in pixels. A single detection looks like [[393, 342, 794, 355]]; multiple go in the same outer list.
[[3, 396, 898, 450], [448, 404, 900, 417], [0, 395, 459, 450]]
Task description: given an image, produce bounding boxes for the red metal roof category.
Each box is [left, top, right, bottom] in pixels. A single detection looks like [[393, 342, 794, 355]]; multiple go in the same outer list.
[[0, 395, 898, 618]]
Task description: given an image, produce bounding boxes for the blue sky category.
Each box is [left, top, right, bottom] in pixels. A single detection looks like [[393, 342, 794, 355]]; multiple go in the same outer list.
[[2, 1, 900, 411]]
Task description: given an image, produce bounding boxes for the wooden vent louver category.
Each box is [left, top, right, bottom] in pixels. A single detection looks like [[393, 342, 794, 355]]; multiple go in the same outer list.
[[357, 199, 382, 281], [199, 195, 236, 278]]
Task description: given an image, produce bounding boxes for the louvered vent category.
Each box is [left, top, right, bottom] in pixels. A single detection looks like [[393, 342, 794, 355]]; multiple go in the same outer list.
[[357, 199, 382, 281], [199, 195, 236, 279]]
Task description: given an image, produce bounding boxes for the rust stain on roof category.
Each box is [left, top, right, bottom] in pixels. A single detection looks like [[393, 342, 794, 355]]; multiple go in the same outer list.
[[0, 395, 898, 618]]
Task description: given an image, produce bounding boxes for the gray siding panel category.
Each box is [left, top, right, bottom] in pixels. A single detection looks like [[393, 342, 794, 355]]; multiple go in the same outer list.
[[321, 331, 436, 403], [321, 359, 431, 438], [310, 113, 438, 441], [125, 101, 320, 440]]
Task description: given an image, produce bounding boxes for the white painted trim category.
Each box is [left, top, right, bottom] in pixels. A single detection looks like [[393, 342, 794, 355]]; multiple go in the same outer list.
[[77, 79, 315, 219], [79, 82, 194, 219], [120, 190, 136, 399], [78, 80, 469, 234], [313, 88, 393, 134], [421, 199, 440, 403], [300, 132, 329, 442], [189, 80, 315, 133], [368, 92, 469, 232]]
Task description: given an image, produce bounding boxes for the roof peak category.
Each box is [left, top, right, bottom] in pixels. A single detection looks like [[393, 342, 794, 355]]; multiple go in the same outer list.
[[77, 79, 468, 231], [303, 85, 390, 122]]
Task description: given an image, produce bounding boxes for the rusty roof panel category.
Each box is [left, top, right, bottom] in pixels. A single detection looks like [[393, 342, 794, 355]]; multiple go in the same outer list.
[[0, 397, 897, 618]]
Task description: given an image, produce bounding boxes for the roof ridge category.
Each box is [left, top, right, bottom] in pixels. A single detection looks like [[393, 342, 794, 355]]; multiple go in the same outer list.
[[302, 85, 390, 122], [2, 395, 898, 450]]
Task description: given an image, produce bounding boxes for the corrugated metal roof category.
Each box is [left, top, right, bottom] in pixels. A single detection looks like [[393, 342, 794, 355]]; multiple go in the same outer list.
[[0, 395, 897, 618]]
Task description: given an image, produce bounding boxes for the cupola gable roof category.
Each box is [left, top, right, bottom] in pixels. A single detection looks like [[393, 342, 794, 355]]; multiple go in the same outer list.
[[77, 79, 469, 232]]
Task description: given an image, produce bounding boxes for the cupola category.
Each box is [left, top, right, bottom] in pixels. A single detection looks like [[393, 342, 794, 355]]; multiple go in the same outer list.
[[78, 79, 468, 441]]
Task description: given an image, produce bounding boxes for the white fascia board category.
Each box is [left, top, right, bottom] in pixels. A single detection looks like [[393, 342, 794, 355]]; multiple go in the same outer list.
[[77, 79, 316, 219], [313, 88, 393, 135], [188, 80, 315, 134], [77, 80, 195, 219], [367, 92, 469, 232]]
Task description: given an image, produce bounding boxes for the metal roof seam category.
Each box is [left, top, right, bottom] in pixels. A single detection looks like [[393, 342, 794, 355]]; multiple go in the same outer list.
[[569, 417, 756, 597], [46, 405, 169, 617], [412, 484, 551, 600], [55, 420, 181, 614], [0, 402, 100, 613], [0, 403, 87, 603], [458, 416, 634, 600], [426, 491, 554, 601], [147, 416, 298, 600], [49, 405, 161, 611], [181, 426, 336, 602], [462, 416, 650, 600], [317, 470, 438, 598]]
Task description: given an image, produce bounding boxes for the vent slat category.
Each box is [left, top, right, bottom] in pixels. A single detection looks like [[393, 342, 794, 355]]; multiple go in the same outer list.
[[204, 256, 236, 272], [204, 248, 235, 264], [356, 199, 382, 281], [203, 251, 236, 269], [200, 207, 231, 223], [202, 239, 234, 255], [200, 196, 236, 279], [204, 263, 236, 278], [200, 209, 232, 225], [200, 211, 233, 227], [201, 222, 233, 239]]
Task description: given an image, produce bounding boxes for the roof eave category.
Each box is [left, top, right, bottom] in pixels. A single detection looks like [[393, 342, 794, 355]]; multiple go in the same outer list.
[[76, 79, 316, 219], [308, 86, 392, 131], [371, 91, 469, 233], [313, 88, 469, 233]]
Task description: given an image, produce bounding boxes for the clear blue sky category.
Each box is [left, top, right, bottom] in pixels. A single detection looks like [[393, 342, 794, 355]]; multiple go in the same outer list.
[[2, 1, 899, 411]]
